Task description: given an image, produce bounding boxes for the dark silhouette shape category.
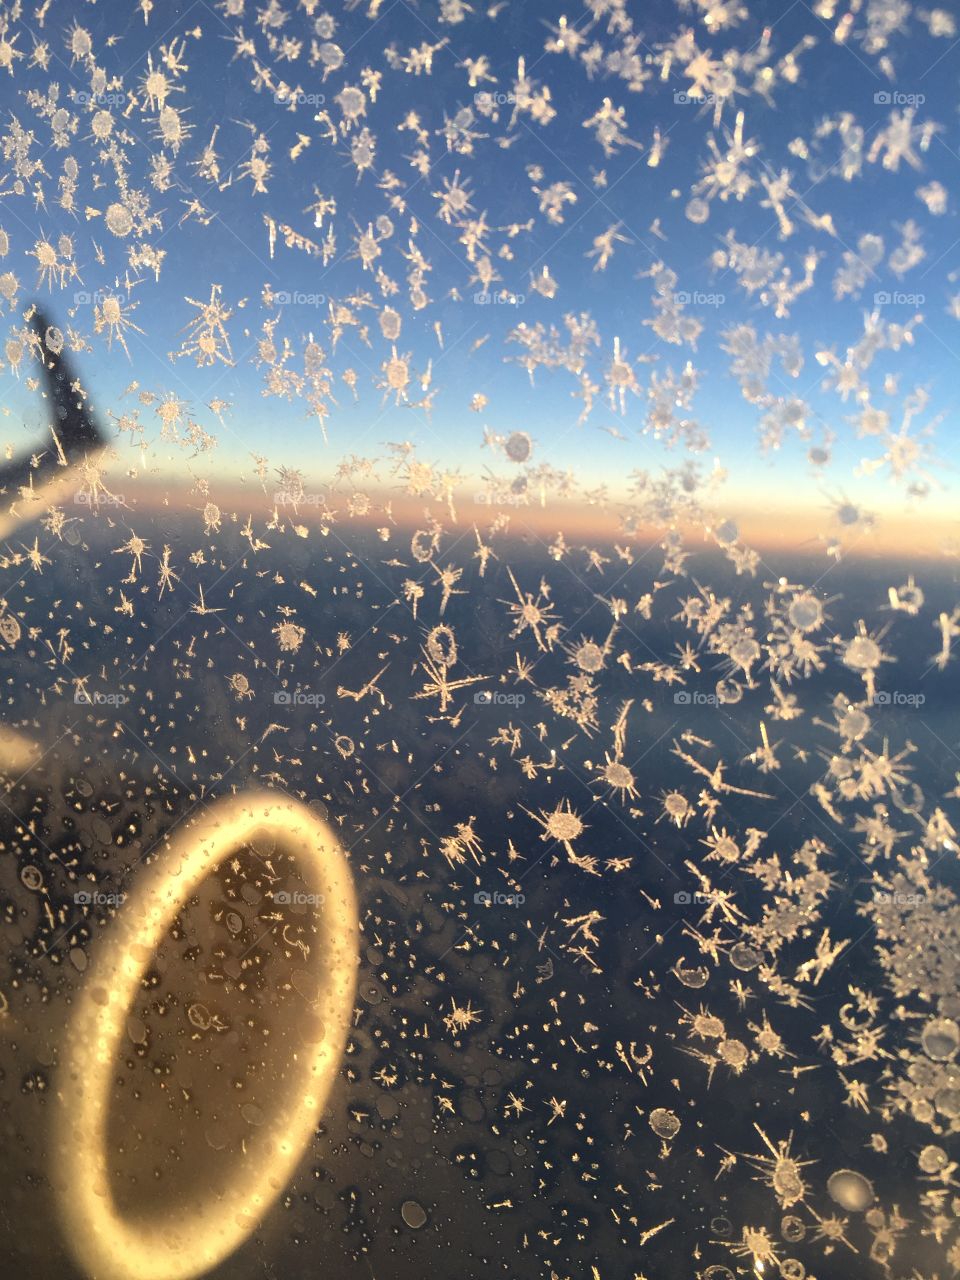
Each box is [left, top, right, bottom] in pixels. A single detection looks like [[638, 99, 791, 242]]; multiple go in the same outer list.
[[0, 308, 105, 501]]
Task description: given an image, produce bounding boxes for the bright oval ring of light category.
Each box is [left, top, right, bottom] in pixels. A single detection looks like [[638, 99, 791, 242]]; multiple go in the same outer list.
[[52, 790, 358, 1280]]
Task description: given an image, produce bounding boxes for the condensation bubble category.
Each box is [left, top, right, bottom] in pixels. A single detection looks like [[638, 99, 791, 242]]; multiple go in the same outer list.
[[827, 1169, 874, 1211], [101, 296, 122, 326], [91, 110, 113, 139], [70, 27, 92, 58], [337, 87, 366, 122], [728, 636, 760, 671], [104, 202, 134, 236], [187, 1002, 212, 1030], [921, 1017, 959, 1061], [918, 1145, 948, 1173], [401, 1200, 427, 1228], [44, 326, 64, 355], [664, 792, 693, 824], [714, 519, 738, 545], [426, 624, 457, 668], [505, 431, 533, 463], [837, 706, 870, 741], [648, 1108, 680, 1139], [241, 1103, 265, 1126], [787, 594, 823, 631], [674, 963, 709, 988], [205, 1123, 230, 1151], [781, 1215, 806, 1243], [572, 640, 604, 672], [730, 942, 760, 971], [696, 1013, 724, 1038], [126, 1014, 147, 1045], [893, 580, 924, 613], [719, 1039, 748, 1068], [715, 678, 743, 705], [0, 614, 21, 646], [318, 42, 344, 71], [685, 197, 710, 224], [843, 635, 882, 671], [379, 307, 402, 340], [411, 529, 438, 562]]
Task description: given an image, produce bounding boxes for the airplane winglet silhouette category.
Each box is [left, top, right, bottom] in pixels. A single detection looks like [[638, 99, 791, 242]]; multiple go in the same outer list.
[[32, 307, 104, 451], [0, 307, 107, 539]]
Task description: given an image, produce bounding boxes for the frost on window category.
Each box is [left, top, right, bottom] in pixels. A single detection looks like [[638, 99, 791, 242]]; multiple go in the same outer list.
[[0, 2, 959, 1279]]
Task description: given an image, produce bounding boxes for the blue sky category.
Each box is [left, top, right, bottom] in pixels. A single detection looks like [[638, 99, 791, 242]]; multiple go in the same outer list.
[[1, 0, 959, 516]]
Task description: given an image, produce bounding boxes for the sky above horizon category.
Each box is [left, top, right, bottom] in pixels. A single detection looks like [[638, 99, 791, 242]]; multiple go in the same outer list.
[[0, 0, 958, 536]]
